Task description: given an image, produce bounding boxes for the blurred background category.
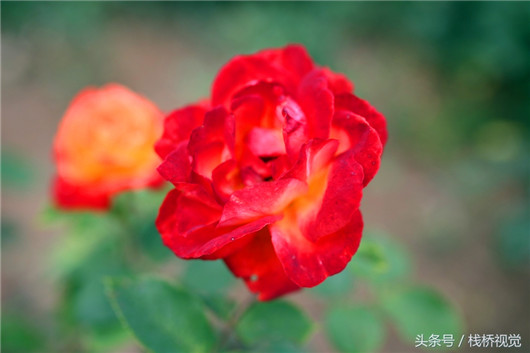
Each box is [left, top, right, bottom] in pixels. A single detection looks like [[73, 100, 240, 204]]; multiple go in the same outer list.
[[2, 2, 529, 353]]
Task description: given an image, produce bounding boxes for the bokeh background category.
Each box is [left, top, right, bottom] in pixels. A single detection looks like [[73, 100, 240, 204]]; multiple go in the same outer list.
[[2, 2, 529, 352]]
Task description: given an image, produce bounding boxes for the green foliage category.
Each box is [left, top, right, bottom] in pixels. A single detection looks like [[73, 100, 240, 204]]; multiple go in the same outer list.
[[325, 306, 385, 353], [73, 279, 122, 332], [236, 301, 313, 347], [182, 260, 236, 294], [254, 340, 306, 353], [106, 276, 217, 353], [200, 294, 237, 321], [350, 231, 411, 283], [1, 315, 46, 353], [181, 260, 238, 321], [47, 211, 123, 279], [380, 285, 463, 342], [496, 211, 530, 270], [311, 266, 354, 297], [111, 190, 173, 263], [136, 220, 173, 262]]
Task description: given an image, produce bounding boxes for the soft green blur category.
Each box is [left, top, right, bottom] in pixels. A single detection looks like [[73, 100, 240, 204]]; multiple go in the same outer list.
[[2, 2, 529, 353]]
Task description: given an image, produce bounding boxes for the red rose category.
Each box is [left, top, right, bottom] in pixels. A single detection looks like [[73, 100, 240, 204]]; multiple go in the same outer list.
[[53, 84, 164, 210], [156, 44, 387, 300]]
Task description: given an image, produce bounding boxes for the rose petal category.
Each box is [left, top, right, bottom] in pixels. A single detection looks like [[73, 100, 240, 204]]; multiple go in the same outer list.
[[212, 45, 313, 107], [211, 159, 242, 203], [212, 57, 293, 108], [302, 150, 364, 242], [279, 97, 309, 161], [281, 141, 364, 242], [331, 110, 383, 186], [155, 103, 208, 159], [297, 69, 334, 140], [224, 228, 300, 301], [335, 93, 388, 146], [271, 210, 363, 287], [322, 67, 354, 94], [282, 139, 339, 182], [162, 213, 281, 259], [219, 178, 307, 227], [246, 127, 286, 157], [231, 82, 284, 130], [52, 176, 110, 210], [156, 185, 222, 242], [257, 44, 314, 84], [188, 107, 234, 179], [157, 141, 191, 185]]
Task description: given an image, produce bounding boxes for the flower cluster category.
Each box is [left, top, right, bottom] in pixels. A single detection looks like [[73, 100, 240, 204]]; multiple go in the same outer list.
[[155, 44, 387, 299]]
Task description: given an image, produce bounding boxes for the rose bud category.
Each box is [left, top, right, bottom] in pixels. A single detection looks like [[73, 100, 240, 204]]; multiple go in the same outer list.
[[156, 45, 387, 300], [53, 84, 163, 210]]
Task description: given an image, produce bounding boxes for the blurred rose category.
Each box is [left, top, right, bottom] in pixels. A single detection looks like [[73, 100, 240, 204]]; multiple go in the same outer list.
[[53, 84, 163, 210], [156, 44, 387, 300]]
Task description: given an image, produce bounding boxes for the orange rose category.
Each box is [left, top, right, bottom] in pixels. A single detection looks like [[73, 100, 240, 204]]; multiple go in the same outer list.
[[52, 84, 163, 210]]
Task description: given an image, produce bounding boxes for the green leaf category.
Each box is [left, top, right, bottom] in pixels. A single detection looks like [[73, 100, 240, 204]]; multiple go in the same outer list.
[[48, 216, 124, 280], [74, 278, 121, 332], [201, 295, 236, 320], [182, 260, 235, 294], [1, 315, 46, 352], [311, 267, 354, 297], [255, 340, 306, 353], [49, 227, 108, 279], [106, 276, 217, 353], [110, 189, 173, 263], [325, 305, 385, 353], [56, 236, 129, 340], [136, 219, 173, 262], [350, 231, 411, 283], [111, 189, 167, 216], [380, 285, 463, 342], [236, 300, 313, 346], [81, 327, 132, 353]]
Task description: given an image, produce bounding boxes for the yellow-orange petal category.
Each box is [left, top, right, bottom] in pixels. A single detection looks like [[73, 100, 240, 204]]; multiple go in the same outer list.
[[53, 83, 163, 209]]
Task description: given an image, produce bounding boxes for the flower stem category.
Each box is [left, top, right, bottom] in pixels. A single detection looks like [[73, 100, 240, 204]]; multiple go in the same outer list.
[[214, 294, 256, 353]]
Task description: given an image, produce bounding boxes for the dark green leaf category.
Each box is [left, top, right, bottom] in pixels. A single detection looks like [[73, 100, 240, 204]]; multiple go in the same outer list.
[[74, 278, 121, 332], [236, 301, 313, 346], [106, 276, 217, 353], [255, 340, 306, 353], [136, 219, 173, 262], [380, 285, 463, 341], [182, 260, 235, 294], [325, 305, 385, 353], [110, 189, 173, 263], [201, 295, 236, 320]]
